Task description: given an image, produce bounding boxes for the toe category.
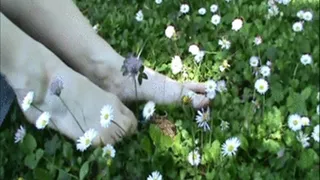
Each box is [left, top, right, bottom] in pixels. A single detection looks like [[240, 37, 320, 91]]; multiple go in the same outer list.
[[183, 81, 206, 93]]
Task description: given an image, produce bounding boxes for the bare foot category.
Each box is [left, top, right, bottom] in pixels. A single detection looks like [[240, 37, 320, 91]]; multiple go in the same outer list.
[[1, 13, 137, 145], [89, 54, 209, 109]]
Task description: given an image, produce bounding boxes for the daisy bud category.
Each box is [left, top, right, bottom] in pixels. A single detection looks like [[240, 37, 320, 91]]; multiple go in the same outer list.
[[50, 77, 64, 96], [121, 54, 143, 77]]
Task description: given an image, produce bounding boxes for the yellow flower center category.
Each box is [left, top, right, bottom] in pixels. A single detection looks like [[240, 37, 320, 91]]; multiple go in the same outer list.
[[85, 138, 90, 146], [259, 85, 264, 90], [41, 120, 46, 127], [203, 112, 209, 122], [182, 96, 191, 104], [104, 113, 109, 120], [27, 99, 32, 104], [293, 120, 298, 125], [193, 153, 197, 160], [227, 145, 234, 152]]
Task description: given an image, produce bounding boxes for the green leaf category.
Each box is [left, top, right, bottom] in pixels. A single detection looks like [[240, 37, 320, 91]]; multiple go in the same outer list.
[[44, 134, 61, 155], [238, 135, 249, 152], [21, 134, 37, 154], [62, 142, 73, 159], [79, 161, 90, 180], [141, 72, 148, 79], [34, 168, 53, 180], [138, 75, 143, 85], [262, 139, 281, 154], [24, 153, 37, 169], [57, 170, 71, 180], [156, 64, 168, 72], [24, 149, 43, 169], [263, 107, 283, 132], [265, 47, 278, 60], [149, 124, 173, 151], [211, 140, 221, 162], [298, 149, 317, 170], [301, 87, 312, 100], [141, 136, 152, 156]]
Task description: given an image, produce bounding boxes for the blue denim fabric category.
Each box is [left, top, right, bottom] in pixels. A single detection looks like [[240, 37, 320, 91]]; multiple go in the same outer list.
[[0, 74, 15, 126]]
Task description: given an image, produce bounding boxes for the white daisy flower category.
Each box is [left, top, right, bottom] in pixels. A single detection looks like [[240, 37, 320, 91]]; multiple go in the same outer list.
[[221, 137, 241, 157], [155, 0, 162, 4], [171, 55, 183, 74], [143, 101, 156, 120], [281, 0, 291, 5], [35, 112, 51, 129], [218, 38, 231, 50], [297, 10, 305, 19], [220, 120, 230, 131], [188, 44, 200, 55], [217, 80, 227, 93], [180, 4, 190, 14], [254, 78, 269, 94], [76, 129, 98, 152], [14, 125, 26, 143], [102, 144, 116, 158], [268, 5, 279, 17], [194, 51, 205, 63], [219, 65, 226, 72], [147, 171, 162, 180], [260, 65, 271, 77], [266, 60, 272, 66], [292, 22, 303, 32], [100, 105, 114, 128], [187, 150, 201, 166], [205, 80, 217, 93], [211, 14, 221, 25], [92, 24, 100, 32], [303, 11, 313, 21], [135, 10, 144, 22], [300, 54, 312, 65], [21, 91, 34, 112], [165, 25, 175, 39], [195, 108, 211, 131], [231, 18, 243, 31], [249, 56, 259, 67], [254, 36, 262, 45], [296, 131, 310, 148], [301, 117, 310, 126], [288, 114, 302, 131], [210, 4, 218, 13], [198, 8, 206, 15], [312, 124, 320, 142], [268, 0, 275, 6], [317, 104, 319, 115]]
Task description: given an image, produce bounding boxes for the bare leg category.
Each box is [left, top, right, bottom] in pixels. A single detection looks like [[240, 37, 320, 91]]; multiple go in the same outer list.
[[0, 0, 209, 108], [0, 12, 137, 145]]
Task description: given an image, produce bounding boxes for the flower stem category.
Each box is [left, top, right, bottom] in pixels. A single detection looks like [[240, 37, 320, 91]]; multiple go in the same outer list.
[[262, 94, 265, 120], [132, 76, 139, 115], [293, 63, 299, 79], [58, 97, 85, 133]]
